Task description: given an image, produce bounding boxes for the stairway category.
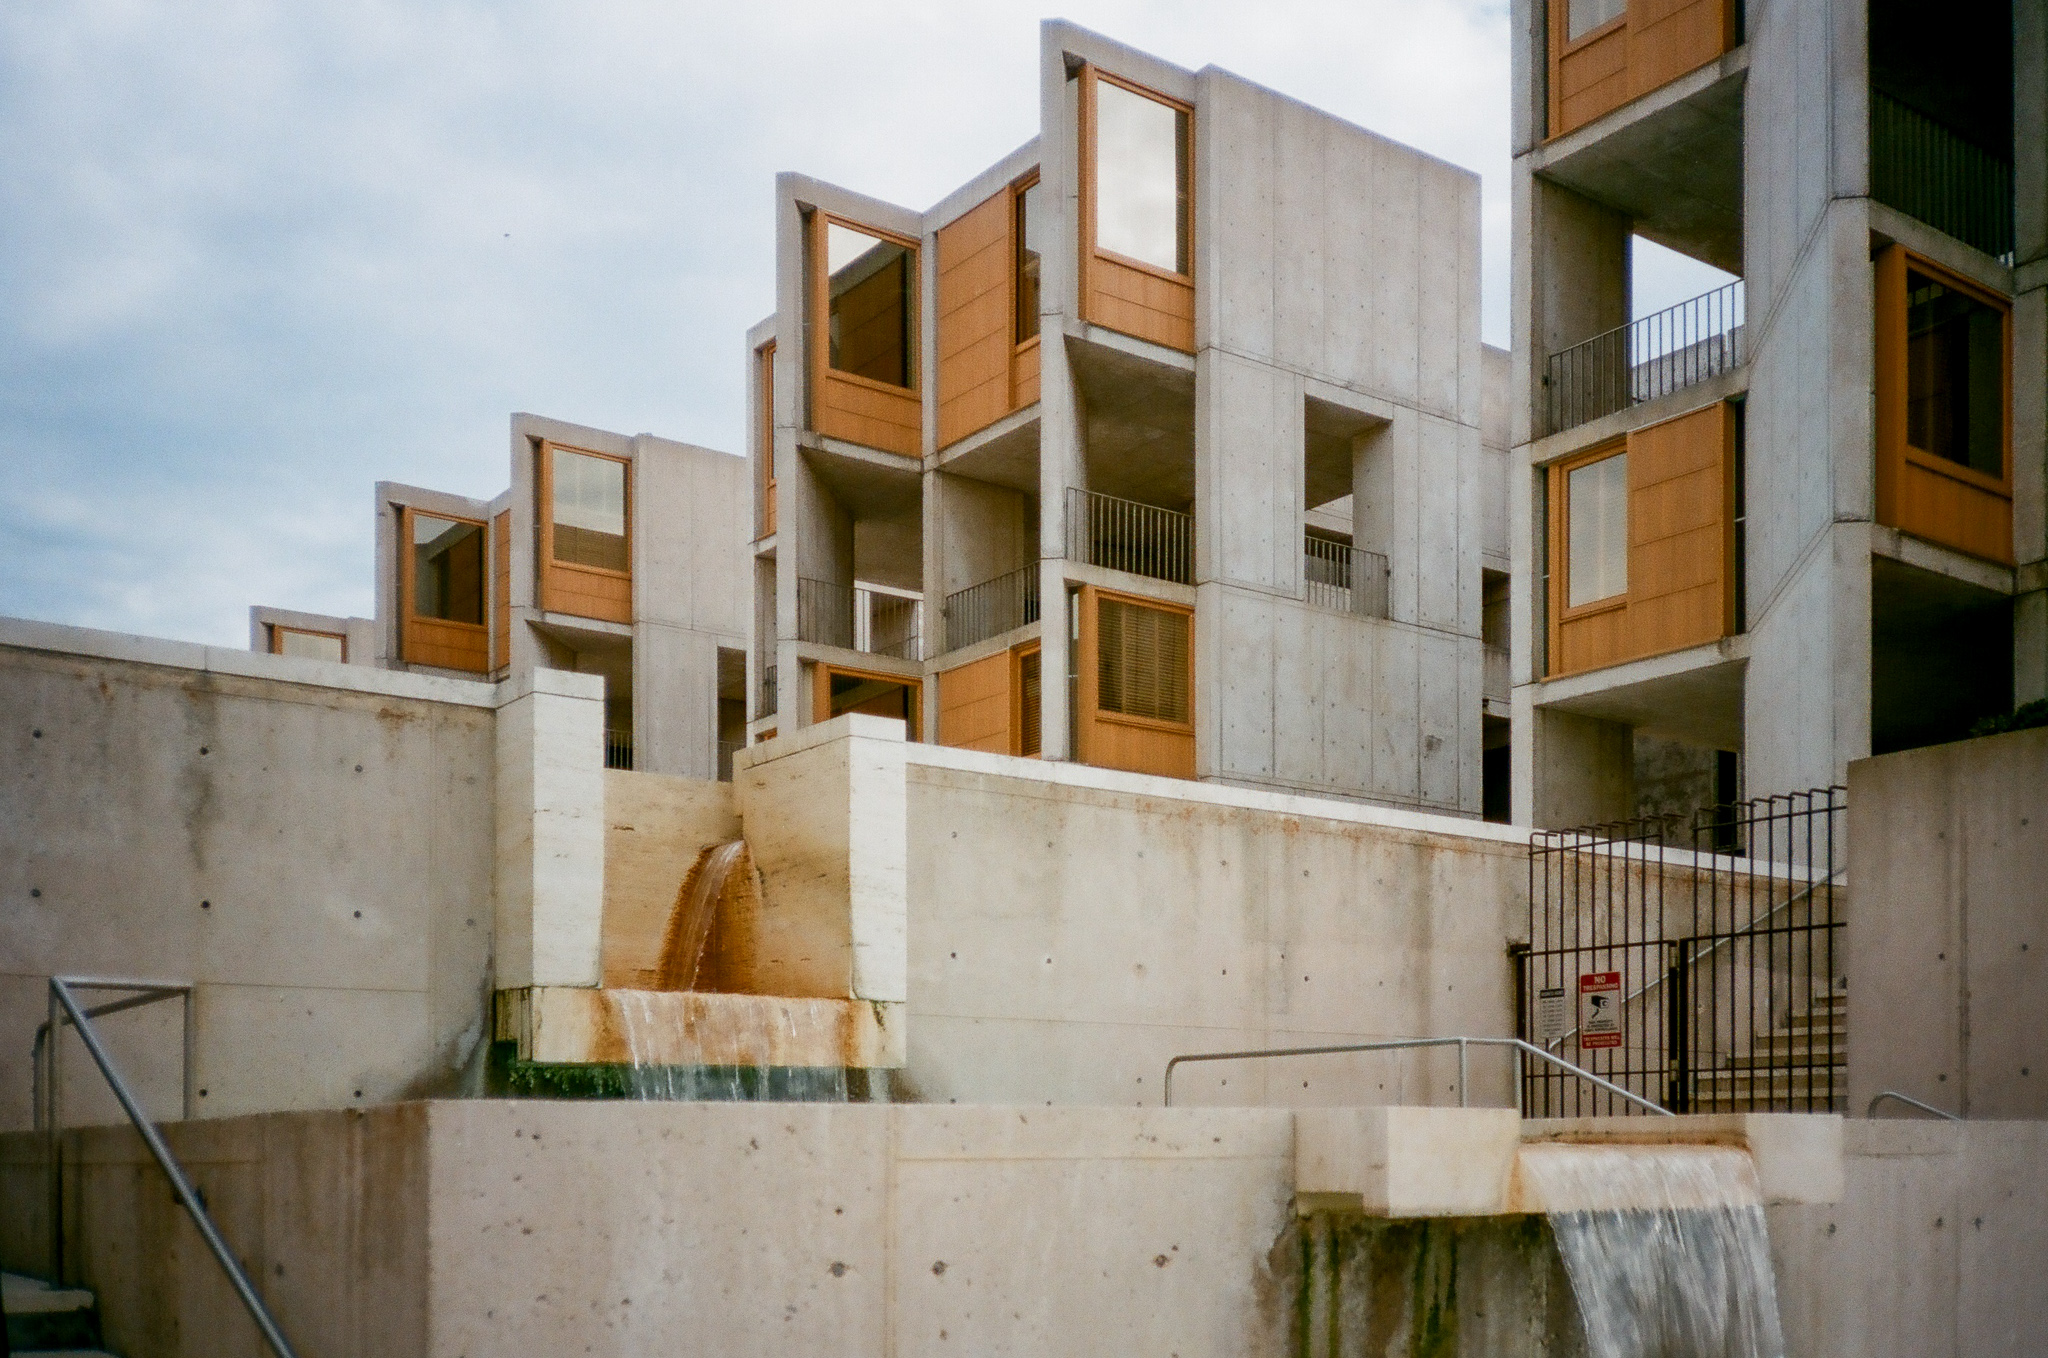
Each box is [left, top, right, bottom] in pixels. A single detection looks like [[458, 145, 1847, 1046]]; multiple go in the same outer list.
[[3, 1272, 118, 1356], [1690, 985, 1847, 1112]]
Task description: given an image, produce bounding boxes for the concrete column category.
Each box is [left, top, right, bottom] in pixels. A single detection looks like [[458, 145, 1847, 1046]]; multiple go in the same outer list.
[[1194, 350, 1300, 596], [1038, 341, 1080, 761], [634, 625, 716, 780], [1525, 706, 1634, 828], [493, 667, 606, 990]]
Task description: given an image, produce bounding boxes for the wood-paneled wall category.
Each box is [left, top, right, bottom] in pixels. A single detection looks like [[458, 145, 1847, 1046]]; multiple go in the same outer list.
[[812, 215, 923, 458], [1547, 402, 1733, 677], [1074, 584, 1196, 779], [1874, 245, 2014, 564], [538, 441, 633, 624], [1079, 67, 1196, 354], [937, 191, 1015, 449], [492, 510, 511, 671], [1549, 0, 1736, 138], [937, 649, 1012, 752]]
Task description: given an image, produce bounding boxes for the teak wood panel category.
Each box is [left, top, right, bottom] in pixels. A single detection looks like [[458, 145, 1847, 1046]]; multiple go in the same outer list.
[[492, 510, 511, 671], [1013, 336, 1041, 408], [1873, 244, 2014, 565], [1078, 66, 1196, 355], [1548, 0, 1736, 139], [758, 341, 777, 539], [811, 213, 922, 459], [936, 649, 1012, 753], [937, 189, 1017, 449], [1075, 584, 1196, 779], [1547, 402, 1733, 678], [398, 506, 489, 674], [538, 441, 633, 624]]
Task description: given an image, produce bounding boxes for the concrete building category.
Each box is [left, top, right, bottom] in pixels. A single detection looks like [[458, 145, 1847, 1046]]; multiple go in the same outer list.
[[1507, 0, 2046, 824], [749, 22, 1510, 818], [252, 413, 750, 780]]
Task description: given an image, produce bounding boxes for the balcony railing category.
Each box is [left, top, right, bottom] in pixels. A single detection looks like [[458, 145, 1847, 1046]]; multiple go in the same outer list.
[[1544, 280, 1746, 436], [1065, 487, 1192, 584], [604, 728, 633, 771], [1303, 536, 1390, 619], [758, 663, 777, 716], [943, 565, 1041, 653], [796, 578, 924, 662], [1871, 91, 2015, 263]]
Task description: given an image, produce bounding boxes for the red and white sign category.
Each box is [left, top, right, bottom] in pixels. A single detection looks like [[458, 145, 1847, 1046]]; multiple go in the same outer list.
[[1578, 971, 1623, 1050]]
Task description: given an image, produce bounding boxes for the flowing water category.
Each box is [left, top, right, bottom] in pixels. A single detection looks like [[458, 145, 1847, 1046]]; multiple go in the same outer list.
[[1517, 1143, 1786, 1358], [603, 984, 884, 1103], [657, 839, 746, 991]]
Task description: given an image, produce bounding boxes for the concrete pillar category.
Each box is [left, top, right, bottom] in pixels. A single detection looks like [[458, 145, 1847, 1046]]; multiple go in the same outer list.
[[1194, 349, 1300, 596], [493, 668, 606, 990], [1524, 706, 1634, 829]]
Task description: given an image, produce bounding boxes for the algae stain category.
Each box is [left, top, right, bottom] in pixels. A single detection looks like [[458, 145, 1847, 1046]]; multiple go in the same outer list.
[[1409, 1219, 1460, 1358]]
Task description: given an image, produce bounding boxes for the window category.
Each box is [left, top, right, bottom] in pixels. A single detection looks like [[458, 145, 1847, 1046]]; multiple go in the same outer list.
[[1097, 596, 1190, 724], [1906, 270, 2004, 479], [412, 514, 485, 624], [1018, 646, 1042, 756], [1566, 452, 1628, 608], [1093, 78, 1189, 276], [757, 341, 777, 537], [1567, 0, 1624, 40], [1015, 179, 1042, 343], [273, 627, 344, 662], [551, 447, 628, 572], [826, 221, 915, 388]]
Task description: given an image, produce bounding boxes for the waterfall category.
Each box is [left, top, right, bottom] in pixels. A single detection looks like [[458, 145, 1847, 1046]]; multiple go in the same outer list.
[[1517, 1143, 1786, 1358], [601, 988, 878, 1104], [656, 839, 746, 991]]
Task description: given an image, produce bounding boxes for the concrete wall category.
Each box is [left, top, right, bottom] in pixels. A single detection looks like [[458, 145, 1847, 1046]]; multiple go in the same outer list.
[[1848, 728, 2048, 1118], [0, 619, 502, 1133]]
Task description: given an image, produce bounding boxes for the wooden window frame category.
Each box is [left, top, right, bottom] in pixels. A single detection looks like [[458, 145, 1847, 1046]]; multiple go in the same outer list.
[[1079, 66, 1196, 291], [810, 660, 923, 737], [398, 504, 490, 671], [1549, 440, 1631, 636], [1011, 639, 1043, 758], [537, 440, 634, 616], [810, 210, 922, 401], [269, 624, 347, 663], [1078, 585, 1195, 739], [1011, 170, 1043, 403], [1875, 244, 2014, 518], [1551, 0, 1626, 63], [756, 340, 778, 540]]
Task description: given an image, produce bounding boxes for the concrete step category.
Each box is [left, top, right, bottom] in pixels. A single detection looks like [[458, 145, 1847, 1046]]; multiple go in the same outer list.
[[1727, 1035, 1848, 1067], [4, 1271, 107, 1354]]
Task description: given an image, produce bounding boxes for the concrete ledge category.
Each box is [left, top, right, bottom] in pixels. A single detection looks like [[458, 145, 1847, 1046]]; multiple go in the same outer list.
[[1295, 1106, 1520, 1216], [1521, 1112, 1843, 1206], [496, 986, 907, 1068]]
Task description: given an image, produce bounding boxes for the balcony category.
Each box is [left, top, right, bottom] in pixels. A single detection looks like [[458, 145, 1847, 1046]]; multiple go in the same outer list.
[[797, 579, 925, 662], [1303, 535, 1390, 619], [942, 565, 1041, 653], [1065, 487, 1192, 585], [1543, 280, 1745, 437], [1485, 645, 1510, 704], [604, 728, 633, 771], [1871, 91, 2015, 263], [758, 663, 777, 717]]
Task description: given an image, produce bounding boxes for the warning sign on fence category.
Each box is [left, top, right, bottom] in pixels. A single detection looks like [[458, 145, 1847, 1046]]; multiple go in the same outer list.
[[1578, 971, 1622, 1049], [1536, 986, 1569, 1045]]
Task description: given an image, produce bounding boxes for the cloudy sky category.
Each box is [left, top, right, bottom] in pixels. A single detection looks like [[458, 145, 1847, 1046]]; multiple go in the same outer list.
[[0, 1, 1724, 646]]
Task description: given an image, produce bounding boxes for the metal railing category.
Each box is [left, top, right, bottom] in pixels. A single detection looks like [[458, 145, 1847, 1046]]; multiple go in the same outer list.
[[1065, 487, 1192, 584], [1303, 536, 1390, 619], [1544, 280, 1746, 435], [1867, 1091, 1960, 1121], [1161, 1034, 1670, 1114], [943, 564, 1040, 653], [796, 578, 925, 661], [758, 663, 777, 716], [1871, 90, 2015, 262], [603, 727, 633, 771], [36, 976, 301, 1357]]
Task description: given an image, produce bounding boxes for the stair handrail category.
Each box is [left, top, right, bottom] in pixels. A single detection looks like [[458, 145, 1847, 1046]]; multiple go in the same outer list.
[[41, 975, 302, 1358], [1161, 1034, 1671, 1115], [1866, 1090, 1960, 1121]]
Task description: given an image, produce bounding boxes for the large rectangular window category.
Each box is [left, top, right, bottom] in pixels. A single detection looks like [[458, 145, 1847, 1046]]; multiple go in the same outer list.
[[1566, 452, 1628, 608], [552, 446, 629, 572], [412, 514, 485, 624], [1093, 77, 1190, 276], [826, 221, 915, 389], [1097, 595, 1190, 724], [1906, 269, 2004, 479], [1567, 0, 1624, 40], [1015, 178, 1042, 343]]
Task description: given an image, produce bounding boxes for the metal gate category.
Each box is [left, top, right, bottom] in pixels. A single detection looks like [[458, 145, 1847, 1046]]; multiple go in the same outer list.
[[1517, 787, 1846, 1117]]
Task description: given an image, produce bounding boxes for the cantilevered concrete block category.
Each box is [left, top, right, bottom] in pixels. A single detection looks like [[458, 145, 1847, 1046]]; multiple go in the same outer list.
[[1294, 1106, 1521, 1217], [494, 668, 607, 989], [1519, 1112, 1845, 1207]]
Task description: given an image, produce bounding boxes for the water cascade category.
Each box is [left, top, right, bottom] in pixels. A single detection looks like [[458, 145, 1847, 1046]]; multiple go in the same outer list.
[[656, 839, 745, 991], [1516, 1143, 1786, 1358]]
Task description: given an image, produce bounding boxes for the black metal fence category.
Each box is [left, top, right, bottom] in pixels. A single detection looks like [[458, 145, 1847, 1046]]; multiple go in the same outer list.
[[1871, 91, 2015, 262], [1066, 487, 1192, 584], [943, 564, 1041, 652], [1303, 535, 1390, 619], [1519, 786, 1845, 1117], [796, 578, 924, 661], [1543, 280, 1746, 436]]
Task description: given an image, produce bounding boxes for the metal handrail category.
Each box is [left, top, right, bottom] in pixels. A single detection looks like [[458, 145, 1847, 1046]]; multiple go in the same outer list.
[[1161, 1034, 1671, 1115], [1867, 1090, 1960, 1122], [40, 976, 301, 1357]]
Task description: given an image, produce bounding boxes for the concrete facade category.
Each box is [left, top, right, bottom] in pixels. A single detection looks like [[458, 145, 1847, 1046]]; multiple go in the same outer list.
[[1508, 0, 2045, 826], [752, 21, 1506, 819]]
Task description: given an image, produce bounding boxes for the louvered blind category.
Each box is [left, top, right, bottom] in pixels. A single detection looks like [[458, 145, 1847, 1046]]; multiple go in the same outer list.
[[1019, 649, 1042, 755], [1096, 597, 1190, 724]]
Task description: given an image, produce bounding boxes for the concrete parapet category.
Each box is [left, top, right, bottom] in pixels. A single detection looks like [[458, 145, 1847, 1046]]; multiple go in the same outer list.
[[492, 667, 607, 990]]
